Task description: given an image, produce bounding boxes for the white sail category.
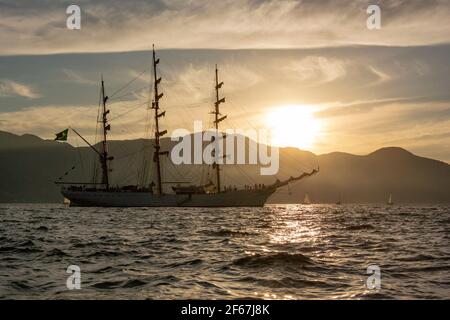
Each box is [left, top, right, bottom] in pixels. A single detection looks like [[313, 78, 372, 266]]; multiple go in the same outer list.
[[387, 193, 393, 205], [303, 193, 311, 204]]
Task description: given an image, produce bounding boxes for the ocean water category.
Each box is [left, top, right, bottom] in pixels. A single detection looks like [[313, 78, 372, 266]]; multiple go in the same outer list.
[[0, 204, 449, 300]]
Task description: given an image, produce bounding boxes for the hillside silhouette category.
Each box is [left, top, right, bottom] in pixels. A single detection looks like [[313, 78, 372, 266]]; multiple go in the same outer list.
[[0, 130, 449, 203]]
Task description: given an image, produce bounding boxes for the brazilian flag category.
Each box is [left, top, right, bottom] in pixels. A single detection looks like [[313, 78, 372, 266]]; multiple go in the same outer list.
[[54, 128, 69, 141]]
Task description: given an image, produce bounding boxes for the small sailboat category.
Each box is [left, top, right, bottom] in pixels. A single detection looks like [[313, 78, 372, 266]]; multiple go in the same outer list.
[[387, 193, 394, 205], [302, 193, 311, 205]]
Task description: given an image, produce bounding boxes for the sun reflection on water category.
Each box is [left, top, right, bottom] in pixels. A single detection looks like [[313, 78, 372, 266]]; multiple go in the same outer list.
[[267, 205, 320, 245]]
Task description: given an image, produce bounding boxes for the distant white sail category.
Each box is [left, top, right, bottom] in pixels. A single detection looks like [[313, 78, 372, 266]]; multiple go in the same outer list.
[[303, 193, 311, 204], [387, 193, 393, 205]]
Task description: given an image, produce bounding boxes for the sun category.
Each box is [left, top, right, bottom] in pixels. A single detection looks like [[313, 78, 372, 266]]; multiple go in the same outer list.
[[264, 105, 322, 150]]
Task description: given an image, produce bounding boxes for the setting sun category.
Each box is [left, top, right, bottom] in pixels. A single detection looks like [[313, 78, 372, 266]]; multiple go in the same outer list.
[[265, 105, 322, 150]]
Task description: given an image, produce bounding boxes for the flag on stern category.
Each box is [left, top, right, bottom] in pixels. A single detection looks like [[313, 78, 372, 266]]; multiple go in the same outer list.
[[54, 128, 69, 141]]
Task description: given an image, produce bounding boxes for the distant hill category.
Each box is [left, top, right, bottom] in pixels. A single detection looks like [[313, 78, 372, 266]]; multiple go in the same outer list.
[[0, 130, 449, 203], [271, 147, 450, 204]]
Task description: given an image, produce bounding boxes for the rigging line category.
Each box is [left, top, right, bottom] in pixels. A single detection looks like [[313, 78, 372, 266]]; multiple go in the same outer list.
[[74, 135, 85, 172], [218, 100, 258, 186], [114, 144, 152, 161], [166, 101, 211, 110], [109, 99, 147, 111], [108, 97, 145, 105], [168, 86, 212, 105], [111, 96, 146, 106], [109, 86, 151, 102], [165, 158, 194, 183], [138, 102, 153, 186], [109, 101, 148, 121], [109, 69, 147, 99], [241, 166, 258, 184], [162, 81, 211, 88]]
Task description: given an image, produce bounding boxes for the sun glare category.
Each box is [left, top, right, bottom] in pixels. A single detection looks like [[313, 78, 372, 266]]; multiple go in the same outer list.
[[264, 105, 321, 150]]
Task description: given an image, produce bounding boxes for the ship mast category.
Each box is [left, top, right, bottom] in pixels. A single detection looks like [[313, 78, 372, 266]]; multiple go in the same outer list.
[[213, 65, 226, 193], [151, 45, 168, 195], [100, 76, 112, 190]]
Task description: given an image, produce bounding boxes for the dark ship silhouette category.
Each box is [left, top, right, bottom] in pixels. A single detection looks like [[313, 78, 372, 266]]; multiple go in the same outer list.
[[59, 46, 318, 207]]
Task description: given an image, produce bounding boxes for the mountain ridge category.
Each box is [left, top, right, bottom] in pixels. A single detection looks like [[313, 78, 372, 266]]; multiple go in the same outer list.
[[0, 130, 449, 203], [1, 130, 442, 161]]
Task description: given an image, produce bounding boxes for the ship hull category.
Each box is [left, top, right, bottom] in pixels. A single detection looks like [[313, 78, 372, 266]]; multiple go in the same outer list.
[[61, 188, 274, 207]]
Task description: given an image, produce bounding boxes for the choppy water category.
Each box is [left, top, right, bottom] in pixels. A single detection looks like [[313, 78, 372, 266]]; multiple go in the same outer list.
[[0, 204, 449, 299]]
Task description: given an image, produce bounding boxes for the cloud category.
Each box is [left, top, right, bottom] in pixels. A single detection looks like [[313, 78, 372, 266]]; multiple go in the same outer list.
[[315, 93, 450, 118], [61, 69, 96, 85], [0, 79, 41, 99], [159, 62, 263, 107], [0, 103, 149, 142], [0, 43, 449, 163], [0, 0, 450, 55], [364, 66, 391, 86], [284, 56, 347, 85], [384, 131, 450, 146]]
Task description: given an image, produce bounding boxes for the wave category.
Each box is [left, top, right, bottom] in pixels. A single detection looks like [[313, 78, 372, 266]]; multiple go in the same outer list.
[[18, 240, 35, 247], [0, 240, 42, 254], [396, 254, 440, 262], [122, 279, 147, 288], [91, 280, 123, 289], [205, 228, 253, 237], [239, 276, 334, 289], [91, 266, 118, 274], [166, 258, 203, 268], [232, 252, 313, 268], [345, 224, 375, 230], [10, 281, 32, 291], [91, 277, 151, 290], [355, 291, 395, 300], [87, 250, 124, 258], [0, 247, 41, 254], [46, 248, 69, 257], [153, 275, 181, 287], [400, 265, 450, 273]]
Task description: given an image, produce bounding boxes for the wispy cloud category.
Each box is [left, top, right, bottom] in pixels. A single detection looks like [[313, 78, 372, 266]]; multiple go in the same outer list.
[[61, 69, 96, 85], [0, 0, 450, 55], [284, 56, 347, 85], [0, 103, 147, 142], [315, 93, 450, 119], [0, 79, 41, 99], [364, 66, 391, 86]]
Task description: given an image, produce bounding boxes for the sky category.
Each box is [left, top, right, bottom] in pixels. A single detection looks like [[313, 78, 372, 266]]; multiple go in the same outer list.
[[0, 0, 450, 163]]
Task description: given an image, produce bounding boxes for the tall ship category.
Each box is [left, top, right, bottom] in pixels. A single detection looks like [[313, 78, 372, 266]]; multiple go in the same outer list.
[[58, 46, 318, 207]]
